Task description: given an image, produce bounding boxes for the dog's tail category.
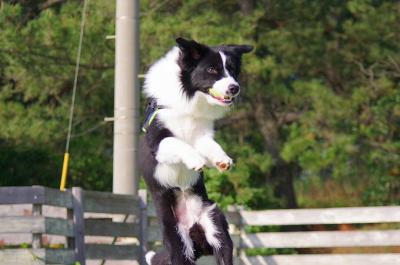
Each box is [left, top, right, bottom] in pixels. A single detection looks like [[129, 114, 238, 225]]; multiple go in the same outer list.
[[145, 250, 156, 265]]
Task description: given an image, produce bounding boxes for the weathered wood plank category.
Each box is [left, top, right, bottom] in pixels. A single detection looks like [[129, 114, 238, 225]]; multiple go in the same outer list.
[[147, 225, 162, 242], [82, 189, 140, 214], [231, 234, 241, 247], [32, 194, 43, 249], [45, 249, 76, 264], [85, 244, 140, 260], [147, 204, 157, 217], [0, 186, 45, 205], [84, 218, 139, 237], [225, 211, 242, 226], [0, 216, 73, 236], [241, 230, 400, 248], [196, 256, 242, 265], [0, 249, 75, 265], [0, 216, 45, 234], [0, 249, 45, 265], [44, 188, 73, 209], [241, 254, 400, 265], [0, 186, 72, 209], [45, 217, 74, 236], [66, 208, 74, 249], [72, 187, 86, 265], [240, 206, 400, 226]]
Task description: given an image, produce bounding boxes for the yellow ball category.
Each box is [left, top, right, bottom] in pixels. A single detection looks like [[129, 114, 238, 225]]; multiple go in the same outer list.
[[208, 88, 223, 98]]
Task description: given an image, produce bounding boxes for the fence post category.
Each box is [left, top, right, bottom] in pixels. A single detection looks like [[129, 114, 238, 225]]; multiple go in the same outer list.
[[228, 205, 244, 265], [31, 185, 44, 249], [67, 208, 75, 249], [32, 203, 42, 249], [72, 187, 86, 265], [139, 189, 148, 265]]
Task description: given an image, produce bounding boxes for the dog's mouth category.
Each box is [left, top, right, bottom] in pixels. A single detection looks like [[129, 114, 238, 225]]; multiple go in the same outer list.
[[208, 88, 234, 105]]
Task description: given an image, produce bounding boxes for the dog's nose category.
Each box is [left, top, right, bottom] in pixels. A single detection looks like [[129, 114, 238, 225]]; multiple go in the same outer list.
[[228, 84, 240, 95]]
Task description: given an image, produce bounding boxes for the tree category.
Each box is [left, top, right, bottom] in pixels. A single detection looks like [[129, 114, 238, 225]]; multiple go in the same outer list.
[[0, 0, 115, 190], [0, 0, 399, 208], [139, 0, 400, 207]]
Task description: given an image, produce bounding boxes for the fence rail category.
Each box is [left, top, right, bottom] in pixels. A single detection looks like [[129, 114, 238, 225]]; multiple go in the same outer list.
[[240, 253, 400, 265], [234, 206, 400, 225], [1, 186, 400, 265]]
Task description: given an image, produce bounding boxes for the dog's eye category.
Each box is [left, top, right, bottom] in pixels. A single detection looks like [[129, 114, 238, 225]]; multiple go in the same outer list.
[[206, 67, 218, 74]]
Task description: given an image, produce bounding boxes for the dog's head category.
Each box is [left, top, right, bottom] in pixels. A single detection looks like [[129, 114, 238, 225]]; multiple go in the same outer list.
[[176, 37, 253, 106]]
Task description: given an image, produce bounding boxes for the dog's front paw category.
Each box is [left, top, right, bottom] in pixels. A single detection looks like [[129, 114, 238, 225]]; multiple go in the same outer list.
[[214, 156, 233, 172], [183, 154, 206, 171]]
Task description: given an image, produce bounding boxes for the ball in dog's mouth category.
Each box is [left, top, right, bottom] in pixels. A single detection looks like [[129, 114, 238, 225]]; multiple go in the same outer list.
[[208, 88, 235, 105]]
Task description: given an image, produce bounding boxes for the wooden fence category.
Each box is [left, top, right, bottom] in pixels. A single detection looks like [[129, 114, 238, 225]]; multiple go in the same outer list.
[[226, 206, 400, 265], [1, 186, 400, 265], [0, 186, 146, 265]]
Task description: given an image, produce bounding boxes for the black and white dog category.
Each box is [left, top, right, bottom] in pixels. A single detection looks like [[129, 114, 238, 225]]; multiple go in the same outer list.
[[140, 38, 253, 265]]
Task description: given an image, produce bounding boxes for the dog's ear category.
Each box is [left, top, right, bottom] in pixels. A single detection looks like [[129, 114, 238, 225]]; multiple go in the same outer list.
[[223, 44, 254, 55], [233, 45, 254, 54], [176, 37, 208, 60]]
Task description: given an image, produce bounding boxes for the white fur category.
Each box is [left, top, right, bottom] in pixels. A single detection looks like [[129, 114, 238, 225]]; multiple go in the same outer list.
[[175, 191, 202, 260], [199, 203, 221, 250], [155, 137, 204, 189], [177, 223, 195, 260], [194, 134, 233, 168], [145, 251, 156, 265], [144, 47, 184, 108], [156, 137, 205, 169]]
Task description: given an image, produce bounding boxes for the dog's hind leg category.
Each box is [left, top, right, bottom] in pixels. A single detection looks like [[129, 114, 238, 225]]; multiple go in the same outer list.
[[206, 206, 234, 265], [152, 189, 196, 265], [161, 211, 196, 265]]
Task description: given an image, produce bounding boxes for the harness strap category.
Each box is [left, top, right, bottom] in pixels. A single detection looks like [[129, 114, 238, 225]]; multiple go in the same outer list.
[[141, 98, 165, 133]]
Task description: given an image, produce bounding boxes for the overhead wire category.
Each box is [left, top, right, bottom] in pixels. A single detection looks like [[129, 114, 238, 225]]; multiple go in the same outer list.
[[60, 0, 90, 191]]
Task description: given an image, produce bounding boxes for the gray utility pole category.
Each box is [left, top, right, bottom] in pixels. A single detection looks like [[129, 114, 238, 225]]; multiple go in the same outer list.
[[113, 0, 140, 195]]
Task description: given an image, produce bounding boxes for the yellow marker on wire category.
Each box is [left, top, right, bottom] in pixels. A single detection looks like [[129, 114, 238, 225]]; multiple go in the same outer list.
[[60, 153, 70, 191]]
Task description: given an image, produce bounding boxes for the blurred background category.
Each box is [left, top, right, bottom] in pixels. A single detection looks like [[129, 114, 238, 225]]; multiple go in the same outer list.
[[0, 0, 399, 210]]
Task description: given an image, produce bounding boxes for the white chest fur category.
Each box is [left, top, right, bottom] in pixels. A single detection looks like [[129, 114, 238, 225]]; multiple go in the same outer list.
[[161, 111, 213, 143], [153, 117, 206, 189], [153, 107, 216, 189]]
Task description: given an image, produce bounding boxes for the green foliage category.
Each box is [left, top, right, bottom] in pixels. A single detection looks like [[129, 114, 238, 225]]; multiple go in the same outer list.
[[0, 1, 115, 189], [0, 0, 399, 208], [19, 243, 29, 249], [245, 247, 296, 256]]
